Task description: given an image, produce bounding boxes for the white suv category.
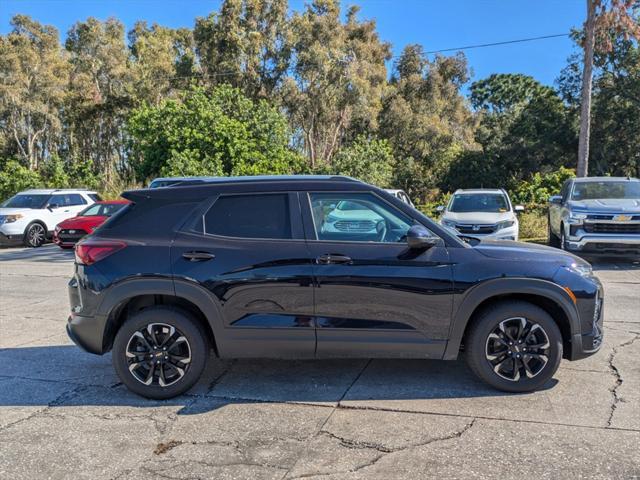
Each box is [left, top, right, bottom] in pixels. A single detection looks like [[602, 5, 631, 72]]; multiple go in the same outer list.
[[0, 189, 100, 247], [438, 189, 524, 241]]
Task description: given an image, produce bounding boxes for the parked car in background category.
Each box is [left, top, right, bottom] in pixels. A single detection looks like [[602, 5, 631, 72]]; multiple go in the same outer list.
[[439, 189, 524, 241], [384, 189, 414, 207], [53, 200, 130, 249], [548, 177, 640, 257], [0, 189, 101, 247], [66, 175, 603, 399], [149, 176, 217, 188]]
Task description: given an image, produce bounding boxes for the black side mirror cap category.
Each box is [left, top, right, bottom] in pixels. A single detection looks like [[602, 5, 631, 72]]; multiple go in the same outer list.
[[549, 195, 562, 205], [406, 225, 440, 250]]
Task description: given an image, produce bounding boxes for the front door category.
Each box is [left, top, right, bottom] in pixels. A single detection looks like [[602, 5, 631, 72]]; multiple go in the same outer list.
[[302, 191, 454, 358], [171, 192, 316, 358]]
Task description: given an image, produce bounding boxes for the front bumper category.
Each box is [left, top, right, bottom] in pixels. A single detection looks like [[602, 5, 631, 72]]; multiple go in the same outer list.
[[0, 222, 26, 245], [565, 232, 640, 256]]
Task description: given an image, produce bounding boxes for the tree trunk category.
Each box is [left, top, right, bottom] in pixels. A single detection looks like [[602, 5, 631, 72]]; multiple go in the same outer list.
[[577, 0, 596, 178]]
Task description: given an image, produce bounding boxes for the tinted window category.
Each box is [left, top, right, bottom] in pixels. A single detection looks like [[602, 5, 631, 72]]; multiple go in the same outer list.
[[449, 193, 509, 213], [203, 194, 291, 239], [49, 194, 69, 207], [309, 192, 413, 243], [68, 194, 86, 205], [89, 193, 102, 201], [1, 194, 49, 209]]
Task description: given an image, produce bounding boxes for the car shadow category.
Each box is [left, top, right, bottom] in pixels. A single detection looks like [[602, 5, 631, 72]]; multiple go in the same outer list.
[[0, 344, 557, 415], [0, 244, 74, 263]]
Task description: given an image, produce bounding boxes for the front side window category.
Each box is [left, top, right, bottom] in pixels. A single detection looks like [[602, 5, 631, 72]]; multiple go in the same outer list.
[[309, 192, 413, 243], [1, 194, 49, 209], [448, 193, 509, 213], [203, 194, 291, 239], [571, 181, 640, 200], [68, 194, 87, 206]]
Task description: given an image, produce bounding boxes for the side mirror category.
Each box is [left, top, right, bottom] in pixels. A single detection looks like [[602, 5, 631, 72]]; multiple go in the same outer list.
[[48, 203, 60, 210], [514, 205, 525, 212], [436, 205, 445, 213], [549, 195, 562, 205], [406, 225, 440, 250]]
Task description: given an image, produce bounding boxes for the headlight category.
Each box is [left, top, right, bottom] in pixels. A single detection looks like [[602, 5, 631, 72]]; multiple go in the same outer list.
[[569, 262, 593, 277], [568, 211, 587, 224], [441, 219, 457, 228], [496, 220, 515, 230], [4, 214, 24, 224]]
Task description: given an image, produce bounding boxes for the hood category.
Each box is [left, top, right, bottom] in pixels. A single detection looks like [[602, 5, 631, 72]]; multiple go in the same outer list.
[[568, 198, 640, 213], [0, 208, 31, 216], [57, 215, 107, 230], [474, 239, 587, 267], [442, 211, 514, 224]]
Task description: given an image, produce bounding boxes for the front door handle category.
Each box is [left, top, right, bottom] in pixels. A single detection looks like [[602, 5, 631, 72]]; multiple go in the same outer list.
[[182, 251, 215, 262], [316, 254, 352, 265]]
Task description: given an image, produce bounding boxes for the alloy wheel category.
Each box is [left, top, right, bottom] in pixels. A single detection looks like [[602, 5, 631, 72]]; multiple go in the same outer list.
[[27, 224, 45, 247], [126, 323, 192, 387], [485, 317, 550, 382]]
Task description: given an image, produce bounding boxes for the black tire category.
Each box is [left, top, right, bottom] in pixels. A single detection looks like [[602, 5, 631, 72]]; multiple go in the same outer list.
[[112, 306, 209, 399], [465, 301, 562, 393], [23, 222, 47, 248], [547, 216, 560, 247]]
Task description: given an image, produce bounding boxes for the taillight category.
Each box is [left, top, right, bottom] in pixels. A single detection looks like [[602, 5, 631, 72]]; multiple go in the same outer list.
[[75, 240, 126, 265]]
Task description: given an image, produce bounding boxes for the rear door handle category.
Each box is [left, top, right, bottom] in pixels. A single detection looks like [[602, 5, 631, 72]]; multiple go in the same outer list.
[[316, 254, 352, 265], [182, 251, 215, 262]]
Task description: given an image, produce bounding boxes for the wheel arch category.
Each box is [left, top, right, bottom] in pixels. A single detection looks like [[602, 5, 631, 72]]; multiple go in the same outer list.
[[97, 278, 224, 356], [443, 278, 580, 361]]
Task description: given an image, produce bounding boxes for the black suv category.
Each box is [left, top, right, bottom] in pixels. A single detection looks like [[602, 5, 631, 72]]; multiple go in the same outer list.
[[67, 176, 604, 399]]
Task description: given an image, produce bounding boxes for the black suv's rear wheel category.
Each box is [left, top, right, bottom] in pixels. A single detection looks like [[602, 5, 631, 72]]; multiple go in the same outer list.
[[112, 306, 209, 399], [465, 301, 562, 392]]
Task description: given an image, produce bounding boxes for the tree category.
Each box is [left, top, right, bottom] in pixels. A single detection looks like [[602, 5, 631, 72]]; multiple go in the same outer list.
[[127, 85, 304, 180], [283, 0, 390, 168], [577, 0, 640, 177], [379, 45, 477, 200], [317, 135, 394, 186], [0, 15, 68, 170]]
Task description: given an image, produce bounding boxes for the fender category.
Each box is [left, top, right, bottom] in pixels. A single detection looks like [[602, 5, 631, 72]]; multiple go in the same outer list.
[[95, 276, 227, 355], [442, 277, 580, 360]]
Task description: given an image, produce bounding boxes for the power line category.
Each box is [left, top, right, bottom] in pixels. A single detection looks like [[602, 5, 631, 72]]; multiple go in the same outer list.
[[422, 33, 570, 55]]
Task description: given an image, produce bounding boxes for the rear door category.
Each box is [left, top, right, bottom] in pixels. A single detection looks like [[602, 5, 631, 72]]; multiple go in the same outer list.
[[171, 192, 316, 358], [301, 191, 454, 359]]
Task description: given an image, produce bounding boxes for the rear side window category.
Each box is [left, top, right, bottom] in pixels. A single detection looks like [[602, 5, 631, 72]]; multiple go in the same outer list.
[[89, 193, 103, 202], [203, 194, 291, 239]]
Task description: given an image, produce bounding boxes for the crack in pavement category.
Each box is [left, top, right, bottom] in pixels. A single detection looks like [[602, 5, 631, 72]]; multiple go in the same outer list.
[[606, 332, 640, 427], [287, 419, 477, 479]]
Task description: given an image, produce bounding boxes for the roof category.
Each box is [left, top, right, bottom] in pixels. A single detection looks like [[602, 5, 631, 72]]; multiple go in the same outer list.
[[95, 200, 130, 204], [124, 175, 366, 202], [20, 188, 97, 194], [572, 176, 639, 183], [453, 188, 505, 194]]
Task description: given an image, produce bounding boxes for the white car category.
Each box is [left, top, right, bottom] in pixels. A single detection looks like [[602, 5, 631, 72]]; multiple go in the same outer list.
[[0, 189, 101, 247], [438, 189, 524, 241], [384, 189, 414, 207]]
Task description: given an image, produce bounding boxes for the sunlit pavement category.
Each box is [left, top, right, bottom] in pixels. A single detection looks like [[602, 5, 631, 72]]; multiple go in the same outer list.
[[1, 244, 639, 479]]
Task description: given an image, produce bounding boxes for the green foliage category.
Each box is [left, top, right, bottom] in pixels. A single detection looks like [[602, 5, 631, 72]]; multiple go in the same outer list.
[[518, 210, 548, 241], [0, 160, 42, 200], [39, 156, 70, 188], [128, 85, 305, 181], [317, 135, 394, 187], [511, 166, 575, 206]]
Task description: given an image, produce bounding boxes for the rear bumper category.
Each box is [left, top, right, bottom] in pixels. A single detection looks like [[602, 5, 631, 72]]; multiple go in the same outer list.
[[67, 313, 107, 355]]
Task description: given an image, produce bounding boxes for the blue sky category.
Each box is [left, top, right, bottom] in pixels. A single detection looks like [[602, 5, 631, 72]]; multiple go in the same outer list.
[[0, 0, 585, 87]]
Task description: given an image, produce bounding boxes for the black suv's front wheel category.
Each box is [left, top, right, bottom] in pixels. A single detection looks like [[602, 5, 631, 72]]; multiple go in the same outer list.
[[112, 306, 209, 399], [465, 301, 562, 392]]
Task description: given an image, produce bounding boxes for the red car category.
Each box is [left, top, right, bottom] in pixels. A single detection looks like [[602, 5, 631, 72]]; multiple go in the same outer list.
[[53, 200, 129, 249]]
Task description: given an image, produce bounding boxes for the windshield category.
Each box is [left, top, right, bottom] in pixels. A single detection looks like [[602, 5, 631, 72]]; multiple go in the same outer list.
[[1, 194, 50, 209], [79, 203, 127, 217], [571, 181, 640, 200], [449, 194, 509, 213]]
